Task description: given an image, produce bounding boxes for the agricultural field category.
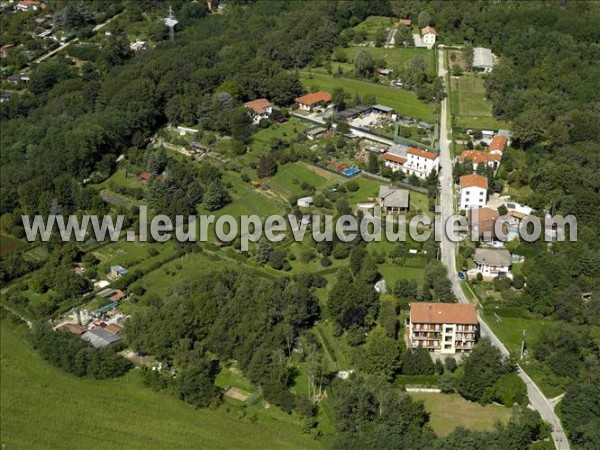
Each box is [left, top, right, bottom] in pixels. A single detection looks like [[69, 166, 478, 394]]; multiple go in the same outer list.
[[409, 392, 513, 436], [299, 71, 436, 122], [449, 74, 508, 130], [0, 234, 28, 255], [339, 46, 435, 74], [0, 321, 319, 450]]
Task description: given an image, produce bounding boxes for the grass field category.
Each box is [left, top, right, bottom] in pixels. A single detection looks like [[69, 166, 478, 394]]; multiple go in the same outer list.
[[350, 16, 395, 41], [340, 46, 435, 74], [249, 118, 310, 155], [0, 234, 27, 255], [0, 321, 320, 450], [378, 264, 425, 288], [449, 74, 508, 130], [300, 71, 435, 122], [270, 162, 330, 197], [409, 392, 512, 436]]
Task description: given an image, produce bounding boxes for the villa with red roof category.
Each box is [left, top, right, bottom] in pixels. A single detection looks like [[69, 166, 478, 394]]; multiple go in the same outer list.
[[403, 147, 440, 179], [295, 91, 332, 112], [458, 150, 502, 171], [421, 26, 437, 48], [244, 98, 272, 125], [489, 135, 508, 155], [407, 302, 478, 354]]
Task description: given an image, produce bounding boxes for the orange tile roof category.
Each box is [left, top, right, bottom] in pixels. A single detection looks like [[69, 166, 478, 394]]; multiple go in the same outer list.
[[244, 98, 271, 114], [408, 147, 438, 160], [397, 19, 412, 26], [410, 302, 478, 325], [460, 174, 488, 190], [295, 91, 332, 106], [459, 150, 501, 164], [421, 26, 437, 35], [383, 153, 407, 164], [489, 136, 508, 152]]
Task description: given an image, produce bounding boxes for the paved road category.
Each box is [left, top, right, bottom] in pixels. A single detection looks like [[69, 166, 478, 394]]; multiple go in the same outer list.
[[435, 48, 570, 450]]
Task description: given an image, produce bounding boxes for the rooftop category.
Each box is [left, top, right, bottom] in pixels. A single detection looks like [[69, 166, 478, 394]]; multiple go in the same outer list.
[[383, 153, 407, 164], [410, 302, 478, 325], [306, 126, 327, 136], [489, 135, 508, 152], [244, 98, 271, 114], [421, 26, 437, 35], [459, 150, 501, 164], [473, 248, 512, 267], [81, 328, 123, 348], [408, 147, 438, 160], [473, 47, 494, 69], [460, 174, 488, 189], [295, 91, 332, 106], [378, 185, 409, 209]]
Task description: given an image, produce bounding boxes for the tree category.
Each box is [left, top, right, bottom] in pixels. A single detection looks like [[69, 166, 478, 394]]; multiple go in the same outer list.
[[418, 10, 431, 28], [354, 49, 375, 78], [367, 153, 379, 173], [257, 154, 277, 178], [374, 28, 387, 47], [394, 279, 418, 299], [332, 87, 347, 111], [401, 348, 435, 375], [203, 180, 230, 211], [456, 339, 510, 404], [357, 328, 401, 381], [445, 356, 457, 372], [269, 250, 286, 270], [255, 238, 274, 264], [492, 373, 527, 407]]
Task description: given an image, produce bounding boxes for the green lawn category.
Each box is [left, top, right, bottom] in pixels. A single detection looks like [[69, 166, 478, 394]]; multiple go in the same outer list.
[[250, 118, 310, 155], [0, 321, 320, 450], [409, 392, 513, 437], [270, 162, 330, 198], [378, 264, 425, 288], [345, 176, 382, 205], [340, 46, 435, 74], [0, 234, 28, 255], [350, 16, 395, 41], [300, 71, 435, 122], [449, 74, 508, 130]]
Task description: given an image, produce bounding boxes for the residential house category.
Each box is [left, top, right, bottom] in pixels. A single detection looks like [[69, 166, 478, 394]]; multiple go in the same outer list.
[[295, 91, 332, 112], [473, 248, 512, 280], [0, 92, 12, 103], [489, 135, 508, 155], [458, 150, 501, 171], [244, 98, 273, 125], [421, 26, 437, 48], [297, 196, 313, 208], [16, 0, 45, 12], [383, 152, 407, 172], [306, 126, 327, 140], [109, 265, 128, 279], [407, 302, 478, 354], [467, 207, 500, 241], [0, 43, 14, 58], [472, 47, 494, 72], [459, 174, 488, 210], [6, 73, 30, 83], [505, 202, 533, 222], [377, 185, 409, 213], [397, 19, 412, 27], [403, 147, 439, 179]]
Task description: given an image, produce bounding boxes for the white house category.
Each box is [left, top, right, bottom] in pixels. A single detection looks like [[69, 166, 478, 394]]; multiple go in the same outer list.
[[472, 248, 512, 280], [403, 147, 439, 179], [421, 26, 437, 48], [244, 98, 273, 125], [383, 152, 407, 172], [459, 174, 488, 210]]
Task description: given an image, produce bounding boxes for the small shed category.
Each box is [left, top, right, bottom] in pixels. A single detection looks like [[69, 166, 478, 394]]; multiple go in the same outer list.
[[297, 196, 314, 208]]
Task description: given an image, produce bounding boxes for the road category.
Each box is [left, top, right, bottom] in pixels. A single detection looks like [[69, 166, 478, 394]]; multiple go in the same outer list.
[[435, 48, 570, 450], [31, 13, 121, 65]]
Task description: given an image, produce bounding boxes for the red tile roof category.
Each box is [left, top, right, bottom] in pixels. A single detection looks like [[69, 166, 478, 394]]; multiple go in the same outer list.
[[421, 26, 437, 35], [397, 19, 412, 26], [408, 147, 438, 160], [244, 98, 271, 114], [295, 91, 332, 106], [460, 174, 488, 190], [410, 302, 478, 325], [489, 136, 508, 152], [139, 172, 151, 182], [459, 150, 501, 164], [383, 153, 407, 164]]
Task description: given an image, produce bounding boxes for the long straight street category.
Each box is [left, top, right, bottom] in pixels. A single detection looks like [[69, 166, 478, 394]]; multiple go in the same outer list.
[[435, 48, 570, 450]]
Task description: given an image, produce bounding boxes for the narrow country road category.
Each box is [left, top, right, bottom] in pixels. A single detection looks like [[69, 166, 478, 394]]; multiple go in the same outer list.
[[435, 47, 570, 450]]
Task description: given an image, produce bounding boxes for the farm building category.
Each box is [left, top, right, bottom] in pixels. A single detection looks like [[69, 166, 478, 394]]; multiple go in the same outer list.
[[306, 126, 327, 140], [377, 185, 409, 213], [81, 328, 123, 349], [472, 47, 494, 72], [109, 265, 128, 278]]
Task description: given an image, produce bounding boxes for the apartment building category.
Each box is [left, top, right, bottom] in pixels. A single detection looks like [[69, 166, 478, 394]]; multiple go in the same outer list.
[[407, 302, 478, 354]]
